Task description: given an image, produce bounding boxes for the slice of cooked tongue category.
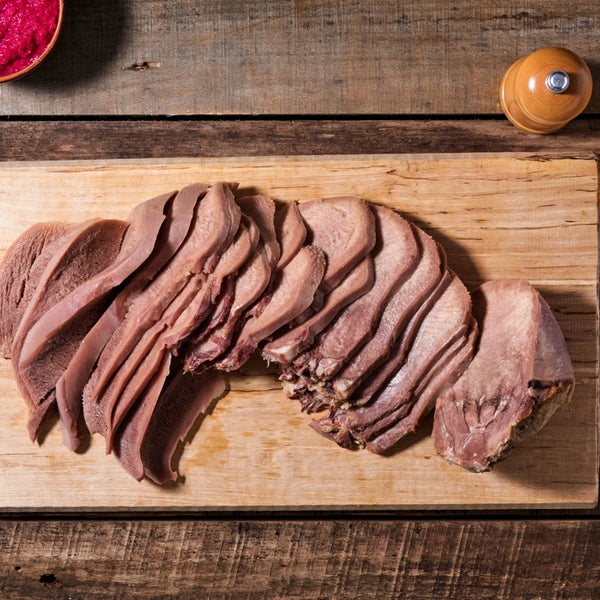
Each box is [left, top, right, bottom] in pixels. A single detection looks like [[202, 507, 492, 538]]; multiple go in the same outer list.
[[365, 323, 477, 454], [298, 196, 376, 294], [262, 255, 374, 364], [82, 183, 240, 418], [214, 245, 326, 372], [56, 185, 205, 451], [432, 279, 575, 472], [184, 241, 273, 373], [237, 195, 280, 269], [11, 218, 129, 442], [315, 273, 473, 451], [274, 201, 306, 269], [0, 222, 69, 358], [18, 190, 173, 367], [139, 369, 227, 484]]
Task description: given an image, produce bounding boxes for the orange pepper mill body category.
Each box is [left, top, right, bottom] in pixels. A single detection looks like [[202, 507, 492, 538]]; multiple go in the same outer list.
[[499, 47, 593, 134]]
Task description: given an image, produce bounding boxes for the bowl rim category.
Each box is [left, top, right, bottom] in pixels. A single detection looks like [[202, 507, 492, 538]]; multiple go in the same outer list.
[[0, 0, 65, 84]]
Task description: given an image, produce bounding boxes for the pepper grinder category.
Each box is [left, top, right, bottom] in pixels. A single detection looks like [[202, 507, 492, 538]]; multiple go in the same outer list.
[[499, 47, 593, 134]]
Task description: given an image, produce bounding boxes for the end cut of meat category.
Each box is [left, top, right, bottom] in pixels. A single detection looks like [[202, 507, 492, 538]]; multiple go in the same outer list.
[[432, 279, 575, 472], [0, 222, 70, 358]]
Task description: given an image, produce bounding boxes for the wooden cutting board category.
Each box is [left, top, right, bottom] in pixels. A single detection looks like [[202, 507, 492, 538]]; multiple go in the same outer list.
[[0, 154, 597, 512]]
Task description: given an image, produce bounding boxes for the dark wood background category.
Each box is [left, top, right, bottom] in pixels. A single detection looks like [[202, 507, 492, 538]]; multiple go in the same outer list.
[[1, 1, 599, 598]]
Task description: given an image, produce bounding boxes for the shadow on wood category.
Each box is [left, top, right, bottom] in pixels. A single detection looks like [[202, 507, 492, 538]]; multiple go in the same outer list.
[[11, 0, 128, 89]]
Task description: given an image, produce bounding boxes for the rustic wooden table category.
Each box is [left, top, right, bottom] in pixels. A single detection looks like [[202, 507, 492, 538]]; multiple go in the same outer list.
[[1, 1, 599, 598]]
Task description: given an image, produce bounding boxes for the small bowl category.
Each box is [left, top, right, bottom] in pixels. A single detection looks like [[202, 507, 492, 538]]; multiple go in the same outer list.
[[0, 0, 64, 83]]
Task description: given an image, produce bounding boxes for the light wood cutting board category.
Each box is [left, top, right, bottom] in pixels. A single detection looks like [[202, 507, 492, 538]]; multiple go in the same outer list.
[[0, 154, 597, 512]]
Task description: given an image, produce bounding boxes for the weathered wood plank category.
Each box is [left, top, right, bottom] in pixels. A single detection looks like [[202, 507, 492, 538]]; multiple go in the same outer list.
[[0, 119, 598, 162], [1, 519, 599, 599], [0, 1, 598, 116]]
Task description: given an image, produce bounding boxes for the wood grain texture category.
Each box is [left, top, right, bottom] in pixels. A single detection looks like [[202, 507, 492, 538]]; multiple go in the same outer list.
[[1, 519, 599, 599], [0, 1, 599, 116], [0, 155, 596, 512], [0, 119, 599, 162]]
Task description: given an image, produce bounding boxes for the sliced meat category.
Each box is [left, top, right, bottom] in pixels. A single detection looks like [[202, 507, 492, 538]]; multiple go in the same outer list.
[[183, 194, 279, 363], [432, 279, 575, 472], [11, 218, 128, 442], [262, 255, 374, 364], [111, 215, 257, 471], [315, 273, 473, 452], [184, 241, 272, 372], [90, 216, 258, 450], [19, 189, 173, 368], [365, 324, 477, 454], [330, 226, 446, 403], [287, 205, 419, 408], [0, 222, 70, 357], [55, 185, 202, 451], [140, 369, 227, 484], [113, 352, 173, 481], [237, 195, 280, 269], [82, 182, 240, 428], [298, 197, 376, 294], [215, 245, 326, 371], [274, 201, 306, 269], [348, 268, 451, 408]]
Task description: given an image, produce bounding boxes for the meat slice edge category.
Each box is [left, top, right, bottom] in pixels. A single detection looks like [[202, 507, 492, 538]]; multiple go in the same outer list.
[[262, 255, 374, 365], [432, 279, 575, 472], [55, 184, 204, 450], [82, 182, 240, 416], [298, 196, 376, 294], [140, 369, 227, 484], [214, 245, 326, 372], [11, 218, 128, 442], [274, 201, 306, 269], [0, 222, 69, 358]]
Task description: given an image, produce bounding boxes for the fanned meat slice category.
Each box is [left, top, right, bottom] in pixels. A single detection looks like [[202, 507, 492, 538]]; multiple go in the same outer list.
[[82, 183, 240, 421], [56, 185, 204, 450], [140, 369, 227, 484], [11, 218, 128, 442], [113, 352, 173, 481], [91, 217, 258, 450], [315, 273, 473, 452], [348, 268, 451, 408], [330, 226, 445, 403], [298, 197, 376, 294], [287, 205, 419, 410], [237, 195, 280, 269], [274, 200, 306, 269], [0, 222, 69, 357], [262, 256, 374, 364], [19, 189, 173, 367], [184, 242, 272, 372], [432, 279, 575, 472], [262, 196, 377, 365], [182, 195, 280, 373], [365, 324, 477, 454], [215, 245, 326, 371]]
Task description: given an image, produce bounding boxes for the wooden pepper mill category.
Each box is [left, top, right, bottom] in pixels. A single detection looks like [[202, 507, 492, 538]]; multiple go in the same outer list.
[[499, 47, 593, 134]]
